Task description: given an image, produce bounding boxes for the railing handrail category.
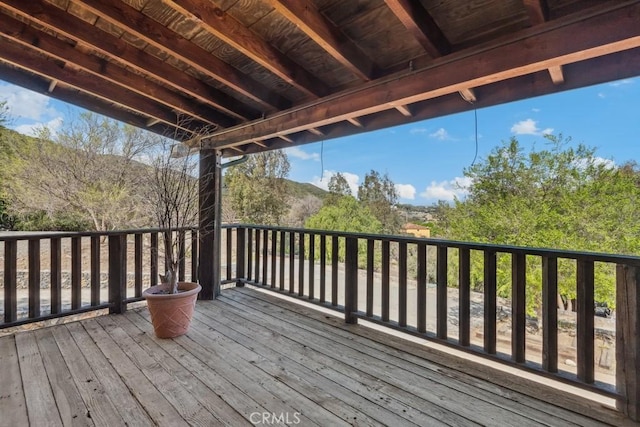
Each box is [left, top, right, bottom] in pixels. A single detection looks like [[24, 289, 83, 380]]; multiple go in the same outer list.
[[232, 223, 640, 266], [0, 226, 200, 241]]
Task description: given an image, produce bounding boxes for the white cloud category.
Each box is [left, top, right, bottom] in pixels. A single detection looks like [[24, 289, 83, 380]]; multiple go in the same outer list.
[[574, 156, 615, 170], [598, 92, 606, 99], [410, 127, 428, 135], [284, 146, 319, 161], [14, 117, 64, 137], [0, 83, 58, 121], [420, 177, 472, 202], [532, 108, 541, 113], [310, 170, 359, 196], [395, 183, 416, 200], [510, 118, 553, 136], [609, 78, 634, 87], [429, 128, 451, 140]]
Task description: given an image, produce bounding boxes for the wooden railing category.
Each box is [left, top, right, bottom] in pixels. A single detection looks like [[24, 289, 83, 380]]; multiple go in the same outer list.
[[2, 224, 640, 419], [232, 224, 640, 420]]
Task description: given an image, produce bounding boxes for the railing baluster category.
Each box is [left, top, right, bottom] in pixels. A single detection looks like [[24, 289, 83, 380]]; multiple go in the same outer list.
[[345, 237, 358, 324], [331, 236, 339, 306], [270, 230, 277, 288], [459, 248, 471, 346], [308, 234, 315, 300], [366, 239, 374, 317], [4, 240, 17, 323], [134, 233, 143, 298], [298, 232, 305, 297], [399, 241, 407, 327], [178, 230, 186, 282], [382, 240, 390, 322], [417, 243, 427, 333], [236, 227, 246, 286], [279, 230, 285, 291], [254, 228, 261, 283], [262, 229, 268, 286], [437, 245, 448, 339], [71, 236, 81, 310], [616, 264, 640, 421], [577, 259, 595, 384], [247, 228, 253, 282], [512, 252, 526, 363], [542, 255, 558, 372], [320, 234, 326, 303], [50, 237, 61, 315], [484, 250, 497, 354], [226, 227, 232, 281], [289, 232, 295, 294], [150, 232, 158, 287], [191, 229, 198, 283], [27, 240, 40, 318], [91, 235, 101, 306]]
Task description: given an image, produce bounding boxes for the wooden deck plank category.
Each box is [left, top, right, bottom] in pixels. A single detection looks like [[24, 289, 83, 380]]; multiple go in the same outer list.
[[192, 303, 454, 426], [124, 311, 263, 425], [94, 315, 223, 427], [233, 287, 619, 426], [134, 310, 333, 426], [0, 335, 28, 426], [48, 324, 127, 426], [64, 322, 153, 426], [107, 314, 248, 427], [221, 289, 583, 427], [33, 328, 92, 426], [79, 318, 188, 427], [14, 332, 64, 427]]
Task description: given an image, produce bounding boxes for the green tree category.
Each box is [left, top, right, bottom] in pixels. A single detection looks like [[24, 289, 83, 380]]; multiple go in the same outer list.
[[324, 172, 352, 206], [357, 170, 401, 233], [225, 150, 290, 225], [435, 135, 640, 312]]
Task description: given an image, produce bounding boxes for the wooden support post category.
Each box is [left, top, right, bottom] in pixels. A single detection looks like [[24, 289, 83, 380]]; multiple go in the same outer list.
[[484, 250, 497, 354], [437, 245, 448, 339], [616, 264, 640, 421], [577, 259, 595, 383], [512, 252, 526, 363], [28, 239, 41, 318], [198, 148, 217, 299], [458, 248, 471, 346], [108, 234, 127, 314], [542, 256, 558, 372], [345, 237, 358, 324]]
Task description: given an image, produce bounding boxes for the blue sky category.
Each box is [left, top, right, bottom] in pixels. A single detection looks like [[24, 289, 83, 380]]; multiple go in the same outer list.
[[1, 76, 639, 205]]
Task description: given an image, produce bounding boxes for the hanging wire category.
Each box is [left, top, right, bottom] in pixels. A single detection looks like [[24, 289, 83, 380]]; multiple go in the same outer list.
[[471, 106, 478, 167], [320, 139, 325, 181]]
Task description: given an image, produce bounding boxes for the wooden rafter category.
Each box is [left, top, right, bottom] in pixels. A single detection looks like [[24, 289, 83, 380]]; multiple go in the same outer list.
[[72, 0, 290, 111], [0, 0, 258, 121], [548, 65, 564, 84], [384, 0, 451, 58], [163, 0, 328, 99], [0, 37, 201, 133], [523, 0, 549, 26], [0, 13, 235, 128], [395, 105, 413, 117], [202, 4, 640, 149], [264, 0, 376, 81]]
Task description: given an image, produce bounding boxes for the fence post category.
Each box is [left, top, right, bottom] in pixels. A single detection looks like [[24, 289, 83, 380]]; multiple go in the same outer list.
[[236, 227, 246, 286], [108, 234, 127, 314], [616, 264, 640, 421], [345, 237, 358, 324]]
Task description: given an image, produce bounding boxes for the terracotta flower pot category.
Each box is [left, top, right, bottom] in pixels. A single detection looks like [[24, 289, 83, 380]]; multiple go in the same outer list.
[[142, 281, 201, 338]]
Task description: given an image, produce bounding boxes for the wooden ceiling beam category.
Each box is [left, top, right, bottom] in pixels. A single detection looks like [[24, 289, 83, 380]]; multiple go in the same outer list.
[[347, 117, 364, 128], [548, 65, 564, 84], [164, 0, 329, 99], [459, 88, 477, 103], [234, 47, 640, 155], [523, 0, 549, 26], [74, 0, 289, 111], [384, 0, 451, 58], [0, 0, 258, 121], [0, 37, 201, 134], [265, 0, 376, 81], [202, 3, 640, 148], [395, 105, 413, 117], [0, 12, 236, 128]]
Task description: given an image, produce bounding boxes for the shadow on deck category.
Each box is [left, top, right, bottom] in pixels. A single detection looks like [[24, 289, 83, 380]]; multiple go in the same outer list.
[[0, 287, 629, 426]]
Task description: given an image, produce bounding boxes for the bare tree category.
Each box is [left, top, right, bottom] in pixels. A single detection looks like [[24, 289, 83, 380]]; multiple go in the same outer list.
[[286, 195, 322, 227], [7, 112, 156, 231]]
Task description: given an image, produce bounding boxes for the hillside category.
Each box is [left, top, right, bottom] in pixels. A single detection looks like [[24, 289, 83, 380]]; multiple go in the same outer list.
[[283, 179, 328, 200]]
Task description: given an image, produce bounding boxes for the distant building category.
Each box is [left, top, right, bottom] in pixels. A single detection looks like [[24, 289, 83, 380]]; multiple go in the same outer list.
[[402, 223, 430, 238]]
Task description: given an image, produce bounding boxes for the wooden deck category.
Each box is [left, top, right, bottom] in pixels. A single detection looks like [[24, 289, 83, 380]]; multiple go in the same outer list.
[[0, 287, 628, 427]]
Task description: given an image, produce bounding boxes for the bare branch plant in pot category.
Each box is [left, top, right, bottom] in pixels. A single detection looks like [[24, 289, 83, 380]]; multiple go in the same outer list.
[[143, 130, 208, 338]]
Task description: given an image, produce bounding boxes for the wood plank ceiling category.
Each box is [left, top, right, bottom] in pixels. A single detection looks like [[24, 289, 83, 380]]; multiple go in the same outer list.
[[0, 0, 638, 156]]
